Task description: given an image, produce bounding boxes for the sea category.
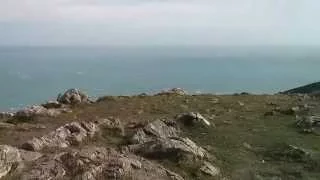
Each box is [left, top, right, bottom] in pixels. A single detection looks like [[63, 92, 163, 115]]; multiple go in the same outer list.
[[0, 46, 319, 111]]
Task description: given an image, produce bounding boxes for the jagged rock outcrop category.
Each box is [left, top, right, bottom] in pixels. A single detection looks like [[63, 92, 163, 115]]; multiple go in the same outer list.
[[0, 145, 42, 178], [157, 88, 187, 96], [129, 119, 211, 160], [131, 119, 179, 144], [20, 146, 184, 180], [128, 118, 220, 177], [176, 112, 211, 127], [15, 105, 71, 119], [57, 88, 89, 105], [21, 119, 110, 151]]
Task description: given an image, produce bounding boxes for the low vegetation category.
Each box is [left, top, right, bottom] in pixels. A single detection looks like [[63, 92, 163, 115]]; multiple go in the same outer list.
[[0, 89, 320, 179]]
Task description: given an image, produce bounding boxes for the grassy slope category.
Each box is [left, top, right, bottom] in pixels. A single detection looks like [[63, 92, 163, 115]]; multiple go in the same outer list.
[[1, 94, 320, 179], [282, 82, 320, 94]]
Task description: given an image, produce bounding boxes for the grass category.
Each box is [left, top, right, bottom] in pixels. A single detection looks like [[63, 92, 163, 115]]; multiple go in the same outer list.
[[1, 94, 320, 179]]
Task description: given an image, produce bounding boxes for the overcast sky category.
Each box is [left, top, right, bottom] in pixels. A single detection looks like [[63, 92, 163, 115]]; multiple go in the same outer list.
[[0, 0, 319, 46]]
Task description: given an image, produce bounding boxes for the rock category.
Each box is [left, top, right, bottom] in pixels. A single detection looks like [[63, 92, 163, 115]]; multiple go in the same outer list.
[[223, 120, 232, 125], [21, 146, 184, 180], [243, 142, 252, 150], [18, 150, 42, 162], [21, 120, 106, 151], [166, 170, 185, 180], [264, 111, 277, 116], [14, 105, 69, 119], [200, 161, 220, 177], [275, 107, 300, 115], [41, 100, 62, 109], [265, 143, 311, 162], [0, 145, 42, 179], [131, 129, 150, 144], [57, 88, 89, 105], [238, 101, 245, 106], [15, 105, 49, 119], [138, 93, 148, 97], [21, 159, 66, 180], [100, 118, 125, 136], [157, 88, 187, 96], [128, 119, 217, 176], [144, 119, 179, 139], [129, 119, 210, 161], [176, 112, 211, 127], [210, 98, 220, 104], [131, 119, 179, 144], [130, 137, 208, 160], [0, 145, 22, 179], [0, 112, 15, 119], [296, 115, 320, 134]]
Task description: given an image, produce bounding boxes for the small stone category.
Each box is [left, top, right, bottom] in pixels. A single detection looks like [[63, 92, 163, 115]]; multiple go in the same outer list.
[[264, 111, 277, 116], [210, 98, 219, 104], [243, 142, 252, 150], [176, 112, 211, 127], [200, 161, 220, 177], [130, 160, 142, 169], [223, 121, 232, 125]]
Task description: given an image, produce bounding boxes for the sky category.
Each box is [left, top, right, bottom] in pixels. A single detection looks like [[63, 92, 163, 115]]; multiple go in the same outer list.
[[0, 0, 319, 46]]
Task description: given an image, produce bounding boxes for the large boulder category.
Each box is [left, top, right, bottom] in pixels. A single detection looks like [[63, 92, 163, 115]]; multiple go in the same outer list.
[[57, 88, 89, 105], [21, 146, 184, 180]]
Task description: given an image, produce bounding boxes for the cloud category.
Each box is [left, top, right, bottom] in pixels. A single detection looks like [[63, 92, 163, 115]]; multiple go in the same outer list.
[[0, 0, 319, 45], [0, 0, 289, 24]]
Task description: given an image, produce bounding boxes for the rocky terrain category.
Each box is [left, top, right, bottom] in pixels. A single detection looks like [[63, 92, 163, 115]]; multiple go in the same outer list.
[[0, 87, 320, 180]]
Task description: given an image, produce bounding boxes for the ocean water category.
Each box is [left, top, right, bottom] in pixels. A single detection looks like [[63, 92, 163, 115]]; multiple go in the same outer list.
[[0, 46, 319, 111]]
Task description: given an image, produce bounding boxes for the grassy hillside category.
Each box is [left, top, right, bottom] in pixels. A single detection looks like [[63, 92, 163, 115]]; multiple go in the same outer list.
[[282, 82, 320, 94], [1, 92, 320, 179]]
